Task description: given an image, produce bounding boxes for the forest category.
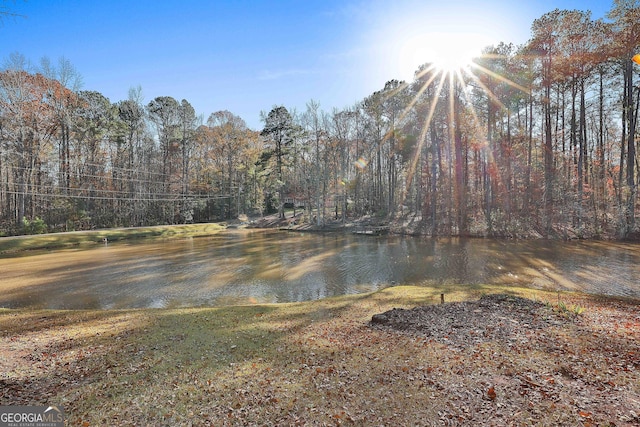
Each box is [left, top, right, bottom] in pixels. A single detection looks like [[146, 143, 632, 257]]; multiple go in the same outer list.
[[2, 3, 640, 239]]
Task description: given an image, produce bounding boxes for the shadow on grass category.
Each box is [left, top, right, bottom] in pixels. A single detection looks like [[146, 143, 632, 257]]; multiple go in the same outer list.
[[4, 285, 625, 425], [0, 304, 306, 414]]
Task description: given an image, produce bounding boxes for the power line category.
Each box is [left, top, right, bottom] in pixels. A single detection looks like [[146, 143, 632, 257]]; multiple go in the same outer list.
[[4, 190, 235, 202], [4, 164, 191, 187], [4, 179, 227, 199]]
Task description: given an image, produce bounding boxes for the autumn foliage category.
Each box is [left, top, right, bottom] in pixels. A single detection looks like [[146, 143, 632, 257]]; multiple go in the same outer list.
[[3, 4, 640, 239]]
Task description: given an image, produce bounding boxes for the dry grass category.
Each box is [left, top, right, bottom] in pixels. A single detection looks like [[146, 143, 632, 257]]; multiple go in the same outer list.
[[1, 285, 639, 426]]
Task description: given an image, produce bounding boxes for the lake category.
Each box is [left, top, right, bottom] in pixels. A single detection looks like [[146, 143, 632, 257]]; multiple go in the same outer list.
[[1, 229, 639, 309]]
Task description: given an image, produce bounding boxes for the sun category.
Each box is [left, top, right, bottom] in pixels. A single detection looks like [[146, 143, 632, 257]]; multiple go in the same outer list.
[[399, 31, 492, 76]]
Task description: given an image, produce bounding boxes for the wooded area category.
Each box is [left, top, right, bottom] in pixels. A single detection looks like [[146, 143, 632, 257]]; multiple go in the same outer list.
[[2, 3, 640, 238]]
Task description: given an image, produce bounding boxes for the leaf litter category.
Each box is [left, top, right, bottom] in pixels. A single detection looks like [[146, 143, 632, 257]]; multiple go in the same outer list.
[[370, 293, 640, 426], [0, 288, 639, 426]]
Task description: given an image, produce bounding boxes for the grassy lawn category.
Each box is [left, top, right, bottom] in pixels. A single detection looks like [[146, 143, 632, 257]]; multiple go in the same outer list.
[[1, 285, 639, 426], [0, 223, 225, 255]]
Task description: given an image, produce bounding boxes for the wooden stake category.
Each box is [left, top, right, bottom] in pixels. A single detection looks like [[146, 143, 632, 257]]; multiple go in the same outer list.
[[440, 293, 445, 304]]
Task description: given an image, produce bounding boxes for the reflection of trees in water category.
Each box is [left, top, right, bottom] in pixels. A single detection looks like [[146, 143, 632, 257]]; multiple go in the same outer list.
[[2, 232, 640, 309]]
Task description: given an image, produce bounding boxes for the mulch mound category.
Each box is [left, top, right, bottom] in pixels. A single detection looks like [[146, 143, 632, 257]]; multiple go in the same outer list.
[[370, 294, 571, 349], [369, 294, 640, 425]]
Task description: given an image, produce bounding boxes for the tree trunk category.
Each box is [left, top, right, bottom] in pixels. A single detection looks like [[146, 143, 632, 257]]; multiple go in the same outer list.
[[625, 60, 636, 236]]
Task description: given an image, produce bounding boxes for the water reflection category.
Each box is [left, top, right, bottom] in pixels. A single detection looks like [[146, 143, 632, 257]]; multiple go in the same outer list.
[[1, 230, 639, 309]]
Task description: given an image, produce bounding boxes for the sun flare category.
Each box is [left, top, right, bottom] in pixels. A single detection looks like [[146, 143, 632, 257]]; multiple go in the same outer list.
[[400, 31, 492, 76]]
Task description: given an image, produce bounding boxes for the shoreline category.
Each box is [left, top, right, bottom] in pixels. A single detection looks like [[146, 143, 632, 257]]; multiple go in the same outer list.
[[2, 210, 636, 256], [0, 223, 225, 255]]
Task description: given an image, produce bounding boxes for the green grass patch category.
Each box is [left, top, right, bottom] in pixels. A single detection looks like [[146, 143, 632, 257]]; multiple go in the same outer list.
[[0, 223, 225, 255]]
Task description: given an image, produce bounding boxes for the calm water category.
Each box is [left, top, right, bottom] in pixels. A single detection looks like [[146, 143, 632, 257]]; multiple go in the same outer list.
[[1, 230, 639, 309]]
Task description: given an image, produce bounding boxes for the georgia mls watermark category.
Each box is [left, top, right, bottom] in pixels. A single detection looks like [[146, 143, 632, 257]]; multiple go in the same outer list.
[[0, 406, 64, 427]]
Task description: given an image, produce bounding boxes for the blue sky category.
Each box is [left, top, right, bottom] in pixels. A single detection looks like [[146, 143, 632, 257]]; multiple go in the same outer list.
[[2, 0, 611, 129]]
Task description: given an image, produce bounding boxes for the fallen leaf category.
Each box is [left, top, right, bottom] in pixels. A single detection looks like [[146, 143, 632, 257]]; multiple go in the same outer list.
[[487, 386, 496, 401]]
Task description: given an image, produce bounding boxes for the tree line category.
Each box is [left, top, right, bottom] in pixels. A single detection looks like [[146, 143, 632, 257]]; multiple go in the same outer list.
[[2, 1, 640, 238]]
